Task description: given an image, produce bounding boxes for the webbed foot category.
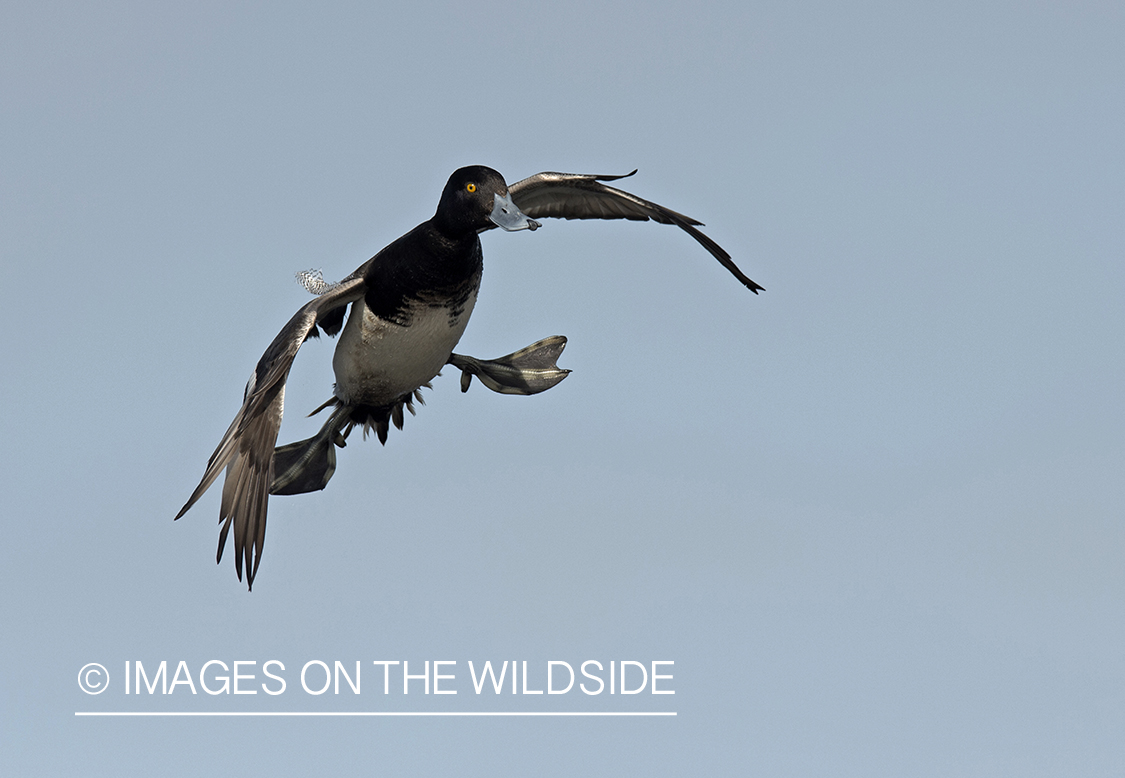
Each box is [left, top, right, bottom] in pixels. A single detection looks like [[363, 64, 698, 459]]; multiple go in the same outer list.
[[448, 336, 571, 395], [270, 407, 350, 495]]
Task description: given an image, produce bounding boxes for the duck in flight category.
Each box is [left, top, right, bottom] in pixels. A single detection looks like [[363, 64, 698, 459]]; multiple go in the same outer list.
[[176, 166, 762, 589]]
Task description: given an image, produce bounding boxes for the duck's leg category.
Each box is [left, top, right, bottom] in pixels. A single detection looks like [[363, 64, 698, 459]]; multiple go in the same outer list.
[[270, 405, 351, 495], [448, 335, 571, 395]]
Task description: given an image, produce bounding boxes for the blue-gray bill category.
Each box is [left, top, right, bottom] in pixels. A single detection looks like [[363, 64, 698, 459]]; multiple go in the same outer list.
[[490, 192, 541, 231]]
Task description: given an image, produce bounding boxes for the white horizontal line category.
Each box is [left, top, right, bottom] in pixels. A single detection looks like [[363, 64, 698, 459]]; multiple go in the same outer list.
[[75, 711, 676, 717]]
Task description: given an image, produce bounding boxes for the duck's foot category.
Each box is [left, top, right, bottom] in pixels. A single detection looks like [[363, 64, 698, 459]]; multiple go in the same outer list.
[[448, 335, 571, 395], [270, 407, 351, 495]]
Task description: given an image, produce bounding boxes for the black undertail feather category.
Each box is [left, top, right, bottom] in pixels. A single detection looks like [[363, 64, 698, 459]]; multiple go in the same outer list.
[[346, 384, 430, 444], [268, 384, 431, 497]]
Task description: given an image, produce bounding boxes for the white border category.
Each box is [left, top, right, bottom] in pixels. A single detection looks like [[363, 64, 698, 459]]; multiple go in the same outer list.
[[75, 711, 676, 717]]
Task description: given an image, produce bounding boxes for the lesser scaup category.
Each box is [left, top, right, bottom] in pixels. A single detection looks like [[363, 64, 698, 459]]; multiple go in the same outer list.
[[176, 166, 761, 589]]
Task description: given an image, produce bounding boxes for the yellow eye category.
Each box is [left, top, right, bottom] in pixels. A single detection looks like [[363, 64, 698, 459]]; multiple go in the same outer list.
[[466, 182, 476, 193]]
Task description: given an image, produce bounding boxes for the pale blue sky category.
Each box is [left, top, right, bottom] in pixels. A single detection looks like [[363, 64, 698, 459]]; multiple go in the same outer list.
[[2, 1, 1123, 775]]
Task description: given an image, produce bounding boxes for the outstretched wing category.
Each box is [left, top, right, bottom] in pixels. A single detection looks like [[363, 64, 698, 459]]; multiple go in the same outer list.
[[504, 171, 763, 293], [174, 275, 366, 589]]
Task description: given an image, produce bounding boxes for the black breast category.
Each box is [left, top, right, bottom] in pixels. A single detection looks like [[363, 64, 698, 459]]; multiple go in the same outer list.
[[361, 223, 484, 327]]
